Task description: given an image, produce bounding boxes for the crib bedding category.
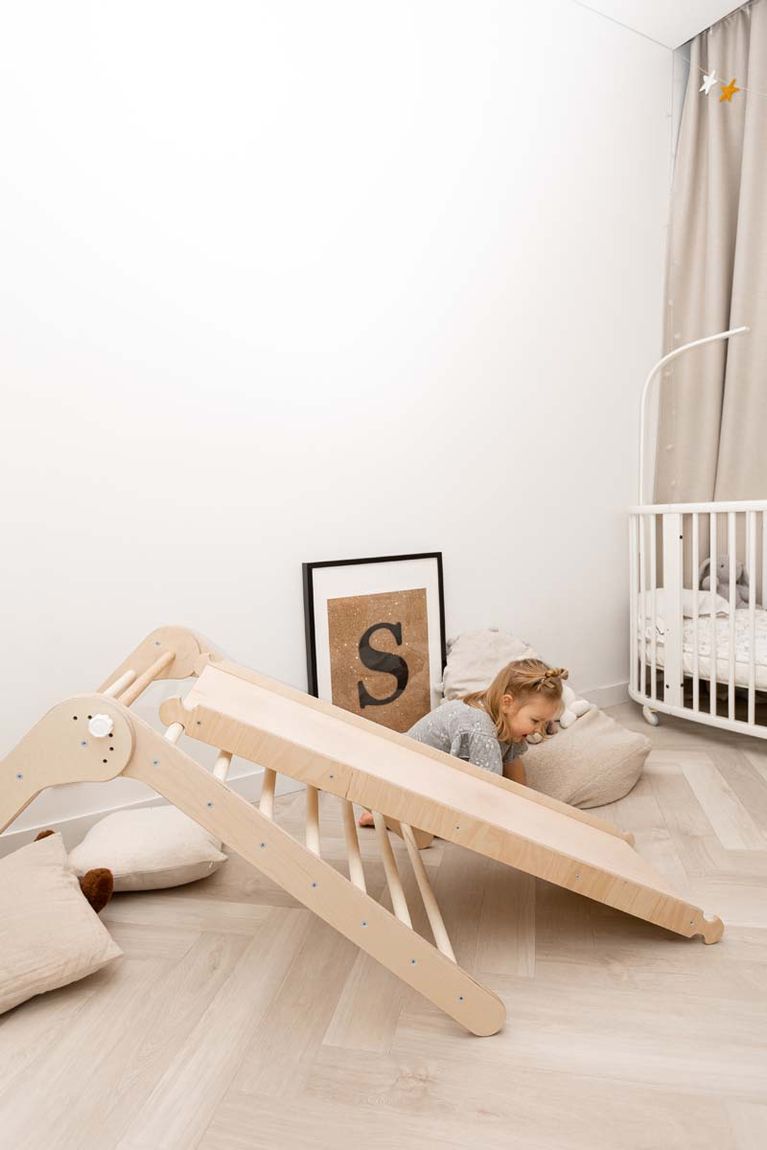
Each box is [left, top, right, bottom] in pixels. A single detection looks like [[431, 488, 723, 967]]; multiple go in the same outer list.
[[638, 605, 767, 691]]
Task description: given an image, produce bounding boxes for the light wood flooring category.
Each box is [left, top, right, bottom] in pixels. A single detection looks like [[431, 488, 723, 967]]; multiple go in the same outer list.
[[2, 702, 766, 1149]]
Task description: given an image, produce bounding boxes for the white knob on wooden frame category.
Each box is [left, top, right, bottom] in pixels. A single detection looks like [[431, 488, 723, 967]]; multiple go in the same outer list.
[[88, 714, 114, 738]]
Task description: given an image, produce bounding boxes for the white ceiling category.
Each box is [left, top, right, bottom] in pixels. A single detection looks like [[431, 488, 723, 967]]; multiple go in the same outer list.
[[574, 1, 746, 48]]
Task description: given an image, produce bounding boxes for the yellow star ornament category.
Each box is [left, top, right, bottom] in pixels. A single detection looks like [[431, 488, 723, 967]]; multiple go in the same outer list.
[[719, 78, 740, 102]]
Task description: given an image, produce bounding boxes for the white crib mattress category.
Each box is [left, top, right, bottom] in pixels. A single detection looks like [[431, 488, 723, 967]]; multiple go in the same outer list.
[[639, 606, 767, 691]]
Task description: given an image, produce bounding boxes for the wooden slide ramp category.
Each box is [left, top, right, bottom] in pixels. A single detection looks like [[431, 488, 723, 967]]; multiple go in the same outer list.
[[160, 656, 723, 946]]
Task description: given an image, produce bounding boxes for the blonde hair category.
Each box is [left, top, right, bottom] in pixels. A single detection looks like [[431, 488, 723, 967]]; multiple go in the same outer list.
[[461, 658, 569, 742]]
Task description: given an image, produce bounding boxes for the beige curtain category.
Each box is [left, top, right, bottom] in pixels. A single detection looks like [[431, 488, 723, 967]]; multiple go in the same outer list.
[[655, 0, 767, 504]]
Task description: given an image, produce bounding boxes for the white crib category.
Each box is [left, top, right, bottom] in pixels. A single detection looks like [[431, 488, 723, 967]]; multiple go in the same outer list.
[[629, 500, 767, 738], [629, 323, 767, 737]]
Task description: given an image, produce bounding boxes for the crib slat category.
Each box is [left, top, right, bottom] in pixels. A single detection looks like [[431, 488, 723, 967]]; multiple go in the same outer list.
[[747, 511, 756, 726], [639, 516, 647, 697], [661, 514, 683, 708], [709, 513, 718, 717], [650, 515, 658, 701], [728, 513, 737, 720], [692, 513, 700, 712], [629, 515, 639, 696]]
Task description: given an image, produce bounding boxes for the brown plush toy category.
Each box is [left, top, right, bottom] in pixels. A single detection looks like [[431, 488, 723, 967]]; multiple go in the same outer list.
[[34, 829, 115, 914]]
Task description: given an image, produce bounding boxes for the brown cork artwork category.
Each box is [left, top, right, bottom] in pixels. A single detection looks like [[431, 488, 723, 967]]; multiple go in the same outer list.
[[327, 588, 431, 731]]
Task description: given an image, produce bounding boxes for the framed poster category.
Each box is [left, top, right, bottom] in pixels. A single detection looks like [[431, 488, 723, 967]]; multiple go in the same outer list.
[[302, 552, 446, 732]]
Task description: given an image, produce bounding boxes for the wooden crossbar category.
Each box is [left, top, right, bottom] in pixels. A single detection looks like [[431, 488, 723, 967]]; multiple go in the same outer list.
[[305, 785, 320, 856], [373, 811, 412, 927], [260, 768, 277, 818], [400, 822, 456, 961], [119, 651, 174, 707], [341, 799, 366, 892]]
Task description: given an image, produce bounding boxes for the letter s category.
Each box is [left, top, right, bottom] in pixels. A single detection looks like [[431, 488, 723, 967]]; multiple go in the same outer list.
[[357, 622, 409, 708]]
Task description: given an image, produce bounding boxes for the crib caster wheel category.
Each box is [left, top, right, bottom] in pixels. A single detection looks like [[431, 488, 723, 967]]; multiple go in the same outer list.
[[642, 706, 660, 727]]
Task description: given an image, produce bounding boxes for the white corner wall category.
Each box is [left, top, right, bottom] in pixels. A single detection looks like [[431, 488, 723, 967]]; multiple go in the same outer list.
[[2, 1, 674, 835]]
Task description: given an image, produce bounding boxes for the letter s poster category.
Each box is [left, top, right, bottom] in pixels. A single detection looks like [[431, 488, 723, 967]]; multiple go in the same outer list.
[[327, 589, 430, 731]]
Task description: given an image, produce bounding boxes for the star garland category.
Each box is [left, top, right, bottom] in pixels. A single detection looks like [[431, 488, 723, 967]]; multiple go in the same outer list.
[[699, 68, 742, 102], [695, 54, 767, 104]]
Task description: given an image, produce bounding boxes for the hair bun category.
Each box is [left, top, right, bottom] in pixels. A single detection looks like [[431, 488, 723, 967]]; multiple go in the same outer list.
[[545, 667, 569, 681]]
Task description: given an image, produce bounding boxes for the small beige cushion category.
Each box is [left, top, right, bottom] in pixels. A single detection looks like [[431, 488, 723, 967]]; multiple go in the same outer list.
[[523, 707, 650, 809], [68, 806, 227, 892], [442, 629, 536, 700], [0, 833, 122, 1016]]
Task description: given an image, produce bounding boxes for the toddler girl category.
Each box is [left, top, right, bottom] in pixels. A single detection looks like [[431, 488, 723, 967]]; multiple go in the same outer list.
[[358, 658, 567, 825]]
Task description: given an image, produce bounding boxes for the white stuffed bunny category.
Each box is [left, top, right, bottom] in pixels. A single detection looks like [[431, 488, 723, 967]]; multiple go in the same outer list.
[[699, 555, 749, 608], [558, 681, 595, 728], [525, 681, 595, 742]]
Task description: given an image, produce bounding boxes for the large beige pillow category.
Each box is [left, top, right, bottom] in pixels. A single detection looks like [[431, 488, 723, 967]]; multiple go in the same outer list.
[[68, 805, 227, 891], [522, 707, 650, 808], [0, 833, 122, 1016]]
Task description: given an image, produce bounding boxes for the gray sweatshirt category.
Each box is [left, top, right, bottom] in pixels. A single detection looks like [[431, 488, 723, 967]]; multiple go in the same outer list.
[[407, 700, 527, 776]]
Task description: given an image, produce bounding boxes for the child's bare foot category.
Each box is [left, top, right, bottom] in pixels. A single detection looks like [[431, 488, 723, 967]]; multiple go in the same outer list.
[[358, 810, 375, 828]]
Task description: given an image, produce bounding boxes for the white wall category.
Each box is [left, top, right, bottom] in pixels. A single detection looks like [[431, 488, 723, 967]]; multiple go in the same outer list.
[[1, 1, 674, 835]]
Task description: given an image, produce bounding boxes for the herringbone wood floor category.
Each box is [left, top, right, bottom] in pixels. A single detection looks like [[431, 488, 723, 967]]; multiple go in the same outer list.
[[1, 702, 766, 1150]]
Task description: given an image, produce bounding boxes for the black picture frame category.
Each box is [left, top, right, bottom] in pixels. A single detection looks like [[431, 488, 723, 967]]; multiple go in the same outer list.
[[302, 552, 447, 729]]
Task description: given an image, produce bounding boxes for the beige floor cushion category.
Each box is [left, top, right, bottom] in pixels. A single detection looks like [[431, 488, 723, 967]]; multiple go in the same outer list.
[[68, 805, 228, 891], [0, 833, 122, 1016], [522, 707, 650, 809]]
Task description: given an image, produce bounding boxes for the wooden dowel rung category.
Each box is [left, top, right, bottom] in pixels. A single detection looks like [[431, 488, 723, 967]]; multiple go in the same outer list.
[[306, 785, 320, 855], [373, 812, 412, 927], [259, 768, 277, 818], [213, 751, 232, 781], [104, 670, 137, 698], [163, 722, 184, 745], [400, 823, 455, 961], [118, 651, 174, 707], [342, 800, 366, 892]]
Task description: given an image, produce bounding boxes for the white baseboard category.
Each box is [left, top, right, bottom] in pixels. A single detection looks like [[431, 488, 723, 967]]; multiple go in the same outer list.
[[581, 681, 630, 709], [0, 769, 304, 858]]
